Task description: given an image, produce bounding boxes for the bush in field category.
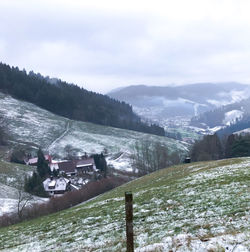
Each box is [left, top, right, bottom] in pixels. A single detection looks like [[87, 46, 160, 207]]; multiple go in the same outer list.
[[10, 148, 26, 164]]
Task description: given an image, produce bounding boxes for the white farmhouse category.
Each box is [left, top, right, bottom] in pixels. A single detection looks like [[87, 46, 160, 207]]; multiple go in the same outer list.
[[43, 177, 71, 196]]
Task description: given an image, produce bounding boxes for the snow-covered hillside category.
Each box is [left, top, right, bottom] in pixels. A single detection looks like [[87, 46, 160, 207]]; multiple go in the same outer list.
[[0, 93, 188, 172], [0, 160, 47, 216], [0, 157, 249, 251], [223, 110, 243, 126]]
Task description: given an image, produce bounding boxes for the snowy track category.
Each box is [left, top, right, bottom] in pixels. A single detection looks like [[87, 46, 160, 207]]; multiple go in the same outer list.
[[47, 120, 71, 153]]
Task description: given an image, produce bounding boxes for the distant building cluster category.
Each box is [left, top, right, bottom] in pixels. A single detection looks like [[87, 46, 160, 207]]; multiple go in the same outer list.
[[26, 154, 98, 196]]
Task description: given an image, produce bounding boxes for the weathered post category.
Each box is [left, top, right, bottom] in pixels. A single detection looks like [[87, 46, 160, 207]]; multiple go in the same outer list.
[[125, 191, 134, 252]]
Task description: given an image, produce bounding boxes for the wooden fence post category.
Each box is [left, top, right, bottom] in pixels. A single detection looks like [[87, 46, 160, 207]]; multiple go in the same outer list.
[[125, 191, 134, 252]]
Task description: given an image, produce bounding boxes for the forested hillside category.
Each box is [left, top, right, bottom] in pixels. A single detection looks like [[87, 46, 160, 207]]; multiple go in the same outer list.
[[190, 97, 250, 128], [217, 115, 250, 136], [0, 63, 164, 136]]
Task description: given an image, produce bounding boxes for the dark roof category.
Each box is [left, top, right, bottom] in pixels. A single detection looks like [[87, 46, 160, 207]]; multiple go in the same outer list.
[[58, 161, 76, 173]]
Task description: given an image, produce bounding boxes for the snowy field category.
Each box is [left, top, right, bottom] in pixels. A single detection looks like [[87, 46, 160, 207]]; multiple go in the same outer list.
[[0, 157, 249, 251], [0, 93, 188, 172]]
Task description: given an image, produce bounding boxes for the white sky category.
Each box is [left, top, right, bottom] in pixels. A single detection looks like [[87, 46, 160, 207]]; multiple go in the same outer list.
[[1, 0, 250, 93]]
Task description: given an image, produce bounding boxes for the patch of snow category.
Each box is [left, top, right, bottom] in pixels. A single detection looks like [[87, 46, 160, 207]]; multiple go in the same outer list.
[[223, 110, 244, 126], [234, 128, 250, 136], [209, 126, 223, 133]]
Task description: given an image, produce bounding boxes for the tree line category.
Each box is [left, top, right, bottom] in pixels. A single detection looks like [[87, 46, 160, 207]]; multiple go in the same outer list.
[[216, 115, 250, 137], [132, 140, 181, 175], [190, 133, 250, 162], [0, 62, 165, 136]]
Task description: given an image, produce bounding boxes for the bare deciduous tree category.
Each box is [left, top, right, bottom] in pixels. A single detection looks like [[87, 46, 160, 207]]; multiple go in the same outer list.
[[132, 140, 180, 176], [16, 179, 34, 220]]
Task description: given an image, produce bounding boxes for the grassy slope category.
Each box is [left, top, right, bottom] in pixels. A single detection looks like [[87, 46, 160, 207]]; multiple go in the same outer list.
[[0, 93, 188, 159], [0, 160, 35, 198], [0, 158, 249, 251], [0, 160, 37, 216]]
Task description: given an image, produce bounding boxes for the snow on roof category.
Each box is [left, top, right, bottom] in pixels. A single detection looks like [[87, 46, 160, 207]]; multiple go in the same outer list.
[[48, 180, 56, 187], [43, 177, 69, 192], [76, 158, 94, 167], [76, 163, 93, 168], [28, 155, 51, 165], [28, 157, 38, 164]]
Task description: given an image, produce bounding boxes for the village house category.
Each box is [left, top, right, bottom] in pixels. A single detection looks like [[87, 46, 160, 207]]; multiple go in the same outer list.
[[76, 158, 96, 175], [43, 177, 71, 196], [57, 161, 76, 176], [26, 154, 52, 166], [49, 157, 96, 177]]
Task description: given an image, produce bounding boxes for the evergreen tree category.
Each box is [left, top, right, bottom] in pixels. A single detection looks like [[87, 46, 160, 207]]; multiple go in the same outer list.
[[93, 153, 108, 178], [231, 134, 250, 157], [24, 172, 47, 197], [37, 148, 50, 178]]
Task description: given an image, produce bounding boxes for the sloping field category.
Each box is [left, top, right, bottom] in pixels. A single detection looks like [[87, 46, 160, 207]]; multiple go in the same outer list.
[[0, 93, 188, 171], [0, 158, 249, 251], [0, 160, 35, 191], [0, 160, 47, 216]]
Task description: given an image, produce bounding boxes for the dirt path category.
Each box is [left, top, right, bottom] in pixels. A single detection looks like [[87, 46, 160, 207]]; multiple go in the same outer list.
[[46, 120, 71, 153]]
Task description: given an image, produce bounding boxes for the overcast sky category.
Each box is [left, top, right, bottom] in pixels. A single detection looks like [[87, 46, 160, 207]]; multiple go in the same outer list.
[[1, 0, 250, 94]]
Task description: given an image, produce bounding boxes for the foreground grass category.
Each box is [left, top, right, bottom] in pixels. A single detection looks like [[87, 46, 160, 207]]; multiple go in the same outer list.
[[0, 158, 249, 251]]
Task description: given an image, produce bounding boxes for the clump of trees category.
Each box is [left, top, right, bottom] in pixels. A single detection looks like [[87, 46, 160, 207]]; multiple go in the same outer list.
[[64, 144, 81, 160], [190, 133, 250, 162], [190, 134, 222, 162], [132, 140, 181, 175], [93, 153, 108, 178], [224, 133, 250, 158], [24, 149, 49, 197], [10, 148, 26, 164]]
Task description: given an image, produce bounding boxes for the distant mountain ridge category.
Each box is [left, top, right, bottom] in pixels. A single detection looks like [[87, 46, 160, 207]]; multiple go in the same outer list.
[[0, 63, 164, 136], [108, 83, 250, 125], [190, 95, 250, 131]]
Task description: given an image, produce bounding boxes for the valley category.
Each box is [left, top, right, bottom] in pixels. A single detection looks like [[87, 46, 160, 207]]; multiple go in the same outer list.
[[1, 1, 250, 250], [0, 83, 250, 251], [108, 83, 250, 138]]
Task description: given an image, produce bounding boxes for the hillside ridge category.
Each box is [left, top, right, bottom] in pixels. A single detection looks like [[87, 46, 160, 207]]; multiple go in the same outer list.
[[0, 62, 164, 136]]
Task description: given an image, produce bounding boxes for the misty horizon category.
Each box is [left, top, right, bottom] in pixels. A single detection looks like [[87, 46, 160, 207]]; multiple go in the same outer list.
[[1, 0, 250, 93]]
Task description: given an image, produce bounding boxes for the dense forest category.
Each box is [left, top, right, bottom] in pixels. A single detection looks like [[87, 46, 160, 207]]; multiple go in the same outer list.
[[0, 63, 165, 136]]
